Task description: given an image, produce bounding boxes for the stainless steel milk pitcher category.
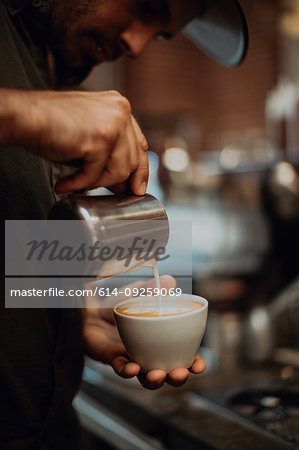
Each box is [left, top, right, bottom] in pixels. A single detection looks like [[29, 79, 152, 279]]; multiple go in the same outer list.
[[48, 194, 169, 278]]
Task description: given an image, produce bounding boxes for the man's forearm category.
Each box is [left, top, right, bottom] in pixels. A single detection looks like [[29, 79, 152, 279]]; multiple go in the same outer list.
[[0, 88, 35, 147]]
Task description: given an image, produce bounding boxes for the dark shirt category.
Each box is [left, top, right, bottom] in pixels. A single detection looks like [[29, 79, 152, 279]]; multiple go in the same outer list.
[[0, 1, 84, 448]]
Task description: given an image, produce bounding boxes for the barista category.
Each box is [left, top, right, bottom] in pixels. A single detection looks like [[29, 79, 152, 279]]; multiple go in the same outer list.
[[0, 0, 248, 448]]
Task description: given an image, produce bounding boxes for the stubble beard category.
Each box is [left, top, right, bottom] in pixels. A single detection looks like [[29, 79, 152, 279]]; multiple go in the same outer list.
[[48, 0, 100, 87]]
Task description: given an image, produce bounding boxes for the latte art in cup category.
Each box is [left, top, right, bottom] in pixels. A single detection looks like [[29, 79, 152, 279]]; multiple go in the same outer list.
[[116, 301, 203, 317], [113, 294, 208, 373]]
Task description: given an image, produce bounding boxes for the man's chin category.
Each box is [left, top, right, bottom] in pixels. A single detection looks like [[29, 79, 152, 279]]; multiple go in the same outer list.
[[55, 61, 93, 88]]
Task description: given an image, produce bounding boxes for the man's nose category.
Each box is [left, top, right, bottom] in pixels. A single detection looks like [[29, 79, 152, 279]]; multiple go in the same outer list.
[[119, 20, 157, 58]]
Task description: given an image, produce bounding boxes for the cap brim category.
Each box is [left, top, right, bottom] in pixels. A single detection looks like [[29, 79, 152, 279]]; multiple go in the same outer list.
[[183, 0, 249, 67]]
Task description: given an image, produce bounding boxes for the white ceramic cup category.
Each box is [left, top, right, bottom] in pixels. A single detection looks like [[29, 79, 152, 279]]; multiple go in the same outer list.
[[113, 294, 208, 373]]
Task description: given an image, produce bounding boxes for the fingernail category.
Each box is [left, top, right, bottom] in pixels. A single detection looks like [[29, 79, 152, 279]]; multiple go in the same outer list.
[[139, 182, 147, 195]]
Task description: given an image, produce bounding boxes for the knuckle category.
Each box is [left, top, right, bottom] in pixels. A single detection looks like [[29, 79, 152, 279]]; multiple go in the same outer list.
[[113, 93, 131, 113], [139, 136, 148, 152], [117, 165, 131, 181], [106, 104, 129, 128], [121, 168, 131, 180], [108, 89, 122, 98], [93, 125, 113, 144]]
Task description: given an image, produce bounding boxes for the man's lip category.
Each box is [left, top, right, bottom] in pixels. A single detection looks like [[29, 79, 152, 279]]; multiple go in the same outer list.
[[96, 41, 122, 62], [90, 36, 123, 64], [90, 38, 108, 63]]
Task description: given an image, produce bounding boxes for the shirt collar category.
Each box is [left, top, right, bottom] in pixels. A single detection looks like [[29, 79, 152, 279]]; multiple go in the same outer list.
[[3, 0, 30, 15], [4, 0, 51, 32]]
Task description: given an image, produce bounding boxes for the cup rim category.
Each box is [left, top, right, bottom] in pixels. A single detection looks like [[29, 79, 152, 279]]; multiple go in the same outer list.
[[113, 294, 208, 320]]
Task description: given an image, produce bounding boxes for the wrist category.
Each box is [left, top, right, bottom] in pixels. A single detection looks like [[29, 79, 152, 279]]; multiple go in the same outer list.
[[0, 88, 19, 145], [0, 88, 45, 149]]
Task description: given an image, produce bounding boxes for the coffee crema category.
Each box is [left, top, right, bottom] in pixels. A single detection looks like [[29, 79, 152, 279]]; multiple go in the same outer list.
[[116, 301, 203, 317]]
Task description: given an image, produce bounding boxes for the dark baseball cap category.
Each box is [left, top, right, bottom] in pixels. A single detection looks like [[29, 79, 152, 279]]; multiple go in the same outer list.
[[184, 0, 248, 67]]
